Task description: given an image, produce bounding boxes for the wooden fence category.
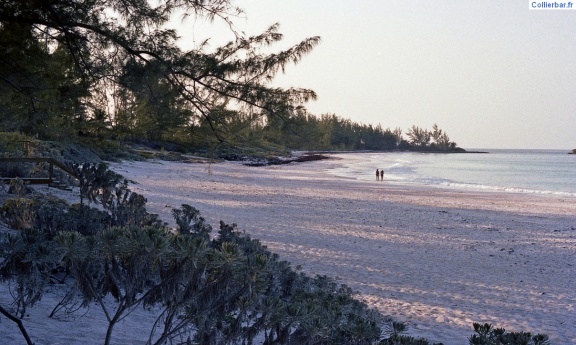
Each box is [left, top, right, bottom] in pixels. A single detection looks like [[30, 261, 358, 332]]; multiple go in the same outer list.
[[0, 157, 79, 185]]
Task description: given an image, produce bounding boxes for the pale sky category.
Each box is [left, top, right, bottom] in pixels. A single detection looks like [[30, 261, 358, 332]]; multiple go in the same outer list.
[[174, 1, 576, 150]]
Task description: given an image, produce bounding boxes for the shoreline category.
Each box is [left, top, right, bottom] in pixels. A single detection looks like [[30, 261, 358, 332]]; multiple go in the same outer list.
[[300, 149, 489, 155], [109, 156, 576, 344], [322, 151, 576, 198]]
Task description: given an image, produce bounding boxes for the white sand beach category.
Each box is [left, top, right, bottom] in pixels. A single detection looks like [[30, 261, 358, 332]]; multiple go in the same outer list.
[[110, 154, 576, 344], [1, 153, 575, 344]]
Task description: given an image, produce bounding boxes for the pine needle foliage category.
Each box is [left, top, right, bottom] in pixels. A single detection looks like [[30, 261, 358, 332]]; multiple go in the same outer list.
[[0, 228, 58, 319], [0, 0, 319, 142], [469, 323, 550, 345]]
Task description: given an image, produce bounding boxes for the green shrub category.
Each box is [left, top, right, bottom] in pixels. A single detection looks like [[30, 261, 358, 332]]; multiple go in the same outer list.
[[33, 196, 71, 235], [172, 204, 212, 238], [8, 178, 32, 196], [0, 132, 34, 154], [469, 323, 550, 345], [1, 194, 111, 237], [35, 201, 111, 237], [1, 197, 38, 229], [208, 220, 384, 344], [0, 228, 58, 318], [65, 204, 111, 236], [380, 336, 436, 345], [73, 162, 163, 228], [0, 161, 28, 178]]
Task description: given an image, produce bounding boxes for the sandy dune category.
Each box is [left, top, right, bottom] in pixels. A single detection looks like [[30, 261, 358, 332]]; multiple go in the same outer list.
[[107, 154, 576, 344]]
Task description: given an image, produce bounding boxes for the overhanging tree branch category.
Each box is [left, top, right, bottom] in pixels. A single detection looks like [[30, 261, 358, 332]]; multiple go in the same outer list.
[[0, 0, 320, 141]]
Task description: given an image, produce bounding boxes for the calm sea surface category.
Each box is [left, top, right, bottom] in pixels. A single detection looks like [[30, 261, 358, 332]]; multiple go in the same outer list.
[[327, 149, 576, 197]]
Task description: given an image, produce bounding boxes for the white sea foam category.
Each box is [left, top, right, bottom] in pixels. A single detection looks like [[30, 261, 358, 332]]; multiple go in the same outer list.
[[326, 150, 576, 197]]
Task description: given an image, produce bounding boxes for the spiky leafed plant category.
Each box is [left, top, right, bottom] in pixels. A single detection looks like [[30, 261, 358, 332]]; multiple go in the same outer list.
[[468, 323, 550, 345], [172, 204, 212, 238], [0, 228, 59, 345], [209, 220, 383, 345], [73, 162, 164, 228], [59, 226, 171, 345], [145, 233, 213, 345], [0, 228, 58, 318]]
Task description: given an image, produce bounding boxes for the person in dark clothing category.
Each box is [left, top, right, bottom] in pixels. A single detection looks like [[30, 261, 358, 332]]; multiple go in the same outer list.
[[380, 169, 384, 180], [376, 169, 380, 181]]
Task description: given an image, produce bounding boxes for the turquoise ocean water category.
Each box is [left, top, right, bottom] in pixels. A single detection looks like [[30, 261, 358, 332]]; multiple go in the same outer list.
[[327, 149, 576, 197]]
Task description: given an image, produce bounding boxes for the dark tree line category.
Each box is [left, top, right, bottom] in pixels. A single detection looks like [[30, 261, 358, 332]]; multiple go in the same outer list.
[[0, 1, 462, 155], [255, 114, 462, 152]]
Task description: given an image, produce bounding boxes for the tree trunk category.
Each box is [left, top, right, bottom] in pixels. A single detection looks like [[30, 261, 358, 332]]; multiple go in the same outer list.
[[104, 305, 125, 345], [0, 304, 34, 345]]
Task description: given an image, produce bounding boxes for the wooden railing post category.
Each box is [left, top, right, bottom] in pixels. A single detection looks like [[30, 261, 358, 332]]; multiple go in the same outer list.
[[17, 140, 32, 157], [49, 161, 54, 183]]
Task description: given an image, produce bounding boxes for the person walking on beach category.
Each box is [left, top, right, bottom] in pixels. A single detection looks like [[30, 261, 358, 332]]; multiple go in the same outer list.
[[376, 169, 380, 181], [380, 169, 384, 180]]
